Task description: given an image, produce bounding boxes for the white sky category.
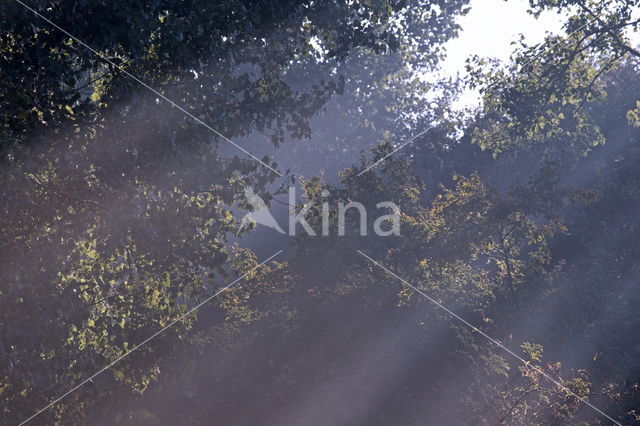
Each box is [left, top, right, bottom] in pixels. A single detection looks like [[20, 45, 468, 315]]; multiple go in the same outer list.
[[442, 0, 565, 74], [440, 0, 565, 108], [441, 0, 640, 109]]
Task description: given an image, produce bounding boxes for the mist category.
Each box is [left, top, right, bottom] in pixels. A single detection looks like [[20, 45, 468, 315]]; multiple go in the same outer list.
[[3, 1, 640, 425]]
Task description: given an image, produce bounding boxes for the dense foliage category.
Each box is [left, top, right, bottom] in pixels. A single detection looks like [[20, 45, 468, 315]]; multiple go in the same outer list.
[[2, 0, 640, 425]]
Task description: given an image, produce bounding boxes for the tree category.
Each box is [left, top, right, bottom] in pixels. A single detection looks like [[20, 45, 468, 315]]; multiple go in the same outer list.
[[0, 1, 471, 423]]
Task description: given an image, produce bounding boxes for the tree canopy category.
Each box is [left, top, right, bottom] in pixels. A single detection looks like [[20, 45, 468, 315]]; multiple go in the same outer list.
[[2, 0, 640, 425]]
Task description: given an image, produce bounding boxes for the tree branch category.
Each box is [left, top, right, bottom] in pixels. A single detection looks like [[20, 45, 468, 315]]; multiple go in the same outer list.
[[577, 3, 640, 59]]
